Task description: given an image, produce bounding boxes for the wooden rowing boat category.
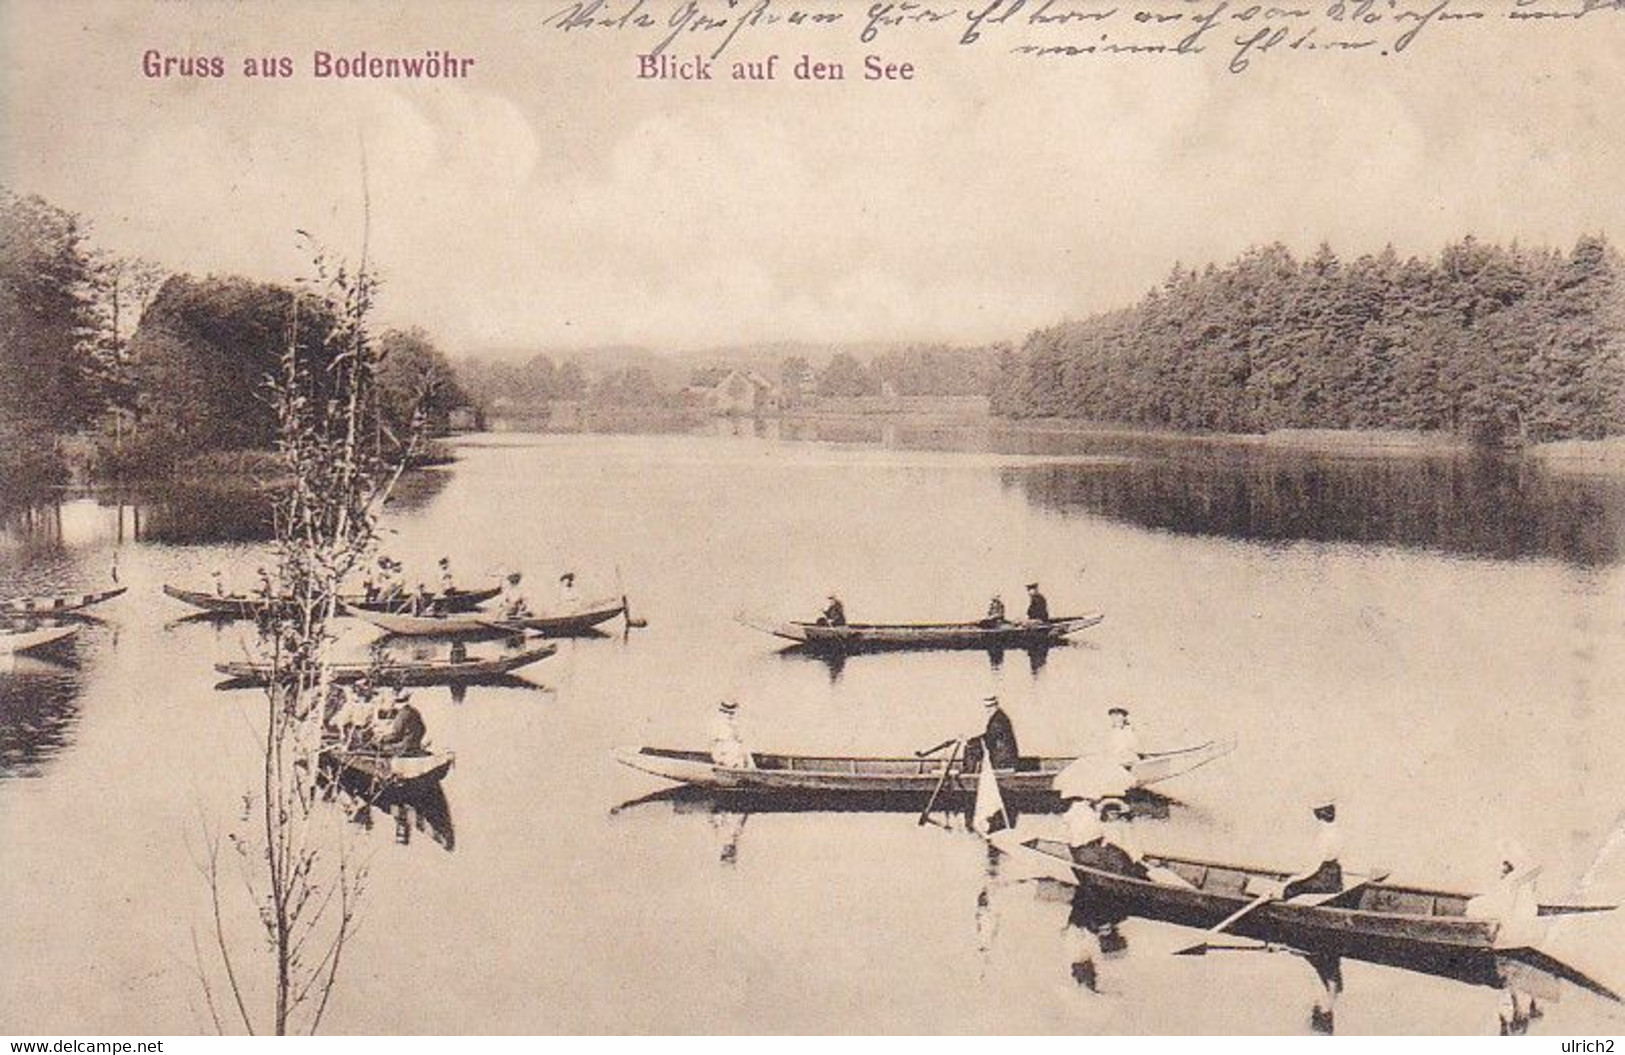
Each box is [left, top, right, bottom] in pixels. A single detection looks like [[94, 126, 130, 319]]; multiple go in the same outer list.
[[613, 739, 1233, 798], [165, 583, 500, 619], [347, 596, 627, 637], [214, 643, 556, 686], [748, 613, 1105, 651], [482, 597, 628, 635], [0, 586, 126, 616], [320, 748, 455, 793], [0, 623, 80, 656], [996, 836, 1618, 983]]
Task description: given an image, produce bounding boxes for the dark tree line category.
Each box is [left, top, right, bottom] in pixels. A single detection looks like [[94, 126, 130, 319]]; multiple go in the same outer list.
[[1, 188, 468, 487], [993, 237, 1625, 444]]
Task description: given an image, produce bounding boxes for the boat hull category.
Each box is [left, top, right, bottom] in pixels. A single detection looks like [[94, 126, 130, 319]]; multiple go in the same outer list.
[[614, 739, 1233, 799], [0, 587, 126, 616], [351, 597, 626, 637], [215, 644, 556, 686], [166, 584, 500, 619], [481, 598, 627, 636], [321, 749, 454, 793], [0, 624, 80, 656], [762, 613, 1104, 651]]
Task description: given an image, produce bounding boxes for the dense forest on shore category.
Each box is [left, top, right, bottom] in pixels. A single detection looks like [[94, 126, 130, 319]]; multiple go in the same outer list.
[[1, 189, 467, 493], [992, 237, 1625, 443]]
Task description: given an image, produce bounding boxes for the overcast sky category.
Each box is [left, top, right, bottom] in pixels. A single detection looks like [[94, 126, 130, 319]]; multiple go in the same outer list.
[[4, 0, 1624, 359]]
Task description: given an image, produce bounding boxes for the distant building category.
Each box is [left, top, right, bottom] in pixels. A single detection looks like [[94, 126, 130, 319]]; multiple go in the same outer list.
[[683, 369, 782, 416]]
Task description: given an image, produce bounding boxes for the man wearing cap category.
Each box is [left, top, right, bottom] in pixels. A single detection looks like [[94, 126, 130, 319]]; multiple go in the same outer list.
[[817, 594, 846, 627], [1282, 799, 1344, 900], [963, 695, 1020, 772], [376, 689, 427, 756], [500, 572, 530, 618], [1025, 582, 1049, 622], [710, 699, 753, 769], [1107, 707, 1141, 771]]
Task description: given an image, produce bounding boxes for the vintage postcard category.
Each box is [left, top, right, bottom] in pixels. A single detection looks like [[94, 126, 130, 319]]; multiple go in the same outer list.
[[2, 0, 1624, 1038]]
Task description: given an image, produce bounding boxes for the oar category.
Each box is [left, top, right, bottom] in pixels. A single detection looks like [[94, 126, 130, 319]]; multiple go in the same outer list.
[[1174, 871, 1391, 956], [917, 738, 963, 826], [915, 739, 958, 758]]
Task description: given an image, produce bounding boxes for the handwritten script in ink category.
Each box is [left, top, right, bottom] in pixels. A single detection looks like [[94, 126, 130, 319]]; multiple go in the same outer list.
[[543, 0, 1625, 74]]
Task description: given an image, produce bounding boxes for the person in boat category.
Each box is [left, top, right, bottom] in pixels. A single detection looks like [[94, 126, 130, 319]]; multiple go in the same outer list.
[[439, 557, 457, 595], [376, 558, 405, 602], [1467, 840, 1543, 1033], [1024, 582, 1049, 622], [211, 569, 226, 597], [331, 683, 378, 749], [449, 639, 469, 664], [963, 695, 1019, 772], [411, 582, 439, 617], [500, 572, 530, 618], [981, 594, 1006, 627], [1281, 798, 1344, 900], [709, 699, 753, 769], [1106, 706, 1141, 771], [375, 689, 427, 756], [559, 572, 580, 609], [255, 566, 274, 599], [817, 594, 846, 627]]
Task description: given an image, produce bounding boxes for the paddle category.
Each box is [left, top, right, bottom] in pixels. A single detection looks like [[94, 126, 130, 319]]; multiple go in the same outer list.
[[1173, 870, 1391, 956], [917, 738, 963, 827], [623, 594, 648, 630]]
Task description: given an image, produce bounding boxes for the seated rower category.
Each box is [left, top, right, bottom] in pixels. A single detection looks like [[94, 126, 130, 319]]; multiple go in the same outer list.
[[411, 583, 439, 617], [255, 566, 275, 600], [1281, 798, 1344, 900], [817, 593, 846, 627], [709, 699, 754, 769], [1106, 706, 1141, 771], [438, 556, 457, 595], [375, 689, 427, 756], [963, 695, 1019, 772], [558, 572, 581, 610], [981, 594, 1006, 627]]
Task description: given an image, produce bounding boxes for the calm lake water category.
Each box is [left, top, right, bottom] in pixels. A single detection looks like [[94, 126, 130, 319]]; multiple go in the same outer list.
[[3, 426, 1625, 1034]]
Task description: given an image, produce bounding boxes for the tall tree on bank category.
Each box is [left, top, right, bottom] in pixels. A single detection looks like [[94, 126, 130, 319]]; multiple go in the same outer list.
[[0, 189, 105, 485]]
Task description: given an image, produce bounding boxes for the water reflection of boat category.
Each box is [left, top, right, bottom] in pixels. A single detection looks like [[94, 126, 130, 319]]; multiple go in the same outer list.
[[323, 772, 456, 852], [0, 586, 126, 616], [163, 583, 501, 620], [613, 740, 1232, 803], [746, 613, 1104, 651], [777, 640, 1065, 680], [998, 836, 1621, 1009], [213, 643, 556, 687], [614, 780, 1176, 822]]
